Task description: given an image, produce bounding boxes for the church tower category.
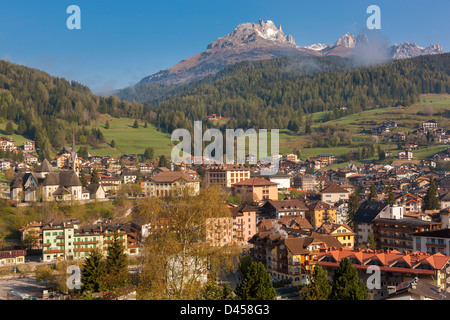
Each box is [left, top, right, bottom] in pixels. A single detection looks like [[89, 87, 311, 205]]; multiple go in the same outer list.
[[71, 130, 79, 176]]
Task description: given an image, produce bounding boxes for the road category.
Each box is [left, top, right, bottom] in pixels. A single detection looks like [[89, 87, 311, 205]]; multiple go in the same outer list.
[[0, 275, 47, 300]]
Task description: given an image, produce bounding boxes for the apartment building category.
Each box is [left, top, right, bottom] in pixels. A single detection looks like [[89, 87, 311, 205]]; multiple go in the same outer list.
[[42, 219, 139, 262], [231, 177, 278, 204], [304, 200, 337, 229], [145, 171, 200, 197], [205, 165, 250, 188], [413, 228, 450, 256], [316, 222, 356, 249], [230, 205, 258, 246], [320, 183, 350, 205], [316, 247, 450, 300], [249, 229, 342, 286]]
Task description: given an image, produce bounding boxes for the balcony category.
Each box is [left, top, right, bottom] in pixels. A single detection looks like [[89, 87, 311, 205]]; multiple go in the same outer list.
[[73, 247, 95, 253], [45, 249, 65, 254], [73, 241, 99, 245]]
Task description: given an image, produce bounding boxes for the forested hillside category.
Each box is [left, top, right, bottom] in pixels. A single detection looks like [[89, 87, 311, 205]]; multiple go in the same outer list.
[[0, 60, 148, 158], [153, 53, 450, 134]]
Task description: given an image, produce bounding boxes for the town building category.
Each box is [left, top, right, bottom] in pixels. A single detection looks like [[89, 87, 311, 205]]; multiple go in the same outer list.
[[320, 182, 350, 205], [231, 177, 278, 204], [205, 165, 250, 188], [260, 199, 308, 219], [249, 229, 342, 286], [316, 222, 356, 248], [0, 250, 26, 267], [316, 247, 450, 300], [144, 171, 200, 197]]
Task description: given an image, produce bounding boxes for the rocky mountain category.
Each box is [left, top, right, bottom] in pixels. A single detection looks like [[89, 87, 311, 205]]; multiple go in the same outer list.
[[139, 20, 316, 86], [390, 42, 445, 59], [114, 19, 445, 102]]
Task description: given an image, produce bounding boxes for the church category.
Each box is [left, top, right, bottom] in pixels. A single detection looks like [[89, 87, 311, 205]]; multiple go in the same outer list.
[[10, 158, 89, 202], [9, 136, 99, 202]]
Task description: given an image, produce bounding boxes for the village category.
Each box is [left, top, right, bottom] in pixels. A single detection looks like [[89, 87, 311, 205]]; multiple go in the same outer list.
[[0, 118, 450, 300]]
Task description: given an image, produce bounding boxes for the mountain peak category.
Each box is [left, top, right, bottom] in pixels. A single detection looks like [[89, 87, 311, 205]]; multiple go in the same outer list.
[[335, 33, 356, 48], [207, 19, 296, 50]]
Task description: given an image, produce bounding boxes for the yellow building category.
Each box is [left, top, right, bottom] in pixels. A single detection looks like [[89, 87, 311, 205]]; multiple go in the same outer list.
[[305, 200, 337, 229], [316, 223, 356, 249], [249, 229, 343, 286]]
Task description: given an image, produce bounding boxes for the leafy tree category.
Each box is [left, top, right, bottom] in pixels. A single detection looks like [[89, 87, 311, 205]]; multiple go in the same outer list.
[[136, 186, 240, 300], [304, 263, 331, 300], [235, 262, 276, 300], [329, 258, 368, 300], [423, 178, 440, 210], [81, 249, 106, 293]]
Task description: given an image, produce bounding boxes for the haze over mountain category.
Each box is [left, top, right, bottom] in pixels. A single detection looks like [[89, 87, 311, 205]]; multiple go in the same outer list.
[[113, 19, 445, 102]]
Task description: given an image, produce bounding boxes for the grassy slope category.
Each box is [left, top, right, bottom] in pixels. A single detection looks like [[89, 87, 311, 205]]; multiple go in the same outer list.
[[0, 94, 447, 160]]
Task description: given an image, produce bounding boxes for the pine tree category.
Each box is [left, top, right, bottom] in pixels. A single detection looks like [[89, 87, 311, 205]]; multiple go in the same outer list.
[[367, 232, 377, 250], [90, 169, 100, 185], [158, 154, 169, 168], [5, 121, 14, 135], [133, 120, 139, 128], [81, 249, 106, 293], [235, 262, 276, 300], [304, 264, 331, 300], [110, 139, 116, 148], [329, 258, 368, 300], [368, 184, 377, 201], [423, 178, 440, 210], [105, 120, 110, 129], [103, 230, 128, 290], [347, 188, 360, 228], [79, 172, 88, 188], [386, 184, 395, 206]]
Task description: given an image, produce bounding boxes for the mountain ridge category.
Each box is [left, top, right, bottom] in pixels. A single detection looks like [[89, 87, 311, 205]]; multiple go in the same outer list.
[[114, 19, 445, 102]]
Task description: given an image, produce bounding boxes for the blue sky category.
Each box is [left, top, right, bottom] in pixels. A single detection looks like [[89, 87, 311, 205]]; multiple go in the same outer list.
[[0, 0, 449, 93]]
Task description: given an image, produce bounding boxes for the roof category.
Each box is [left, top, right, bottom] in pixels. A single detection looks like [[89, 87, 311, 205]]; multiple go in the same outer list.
[[258, 217, 313, 231], [316, 248, 450, 272], [321, 183, 349, 194], [150, 171, 197, 183], [388, 278, 450, 300], [414, 228, 450, 238], [263, 199, 308, 212], [232, 177, 278, 187], [352, 200, 387, 223], [0, 250, 26, 259], [42, 171, 82, 187], [36, 159, 54, 173]]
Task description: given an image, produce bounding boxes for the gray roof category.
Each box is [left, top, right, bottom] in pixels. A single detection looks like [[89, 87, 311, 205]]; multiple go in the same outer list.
[[42, 171, 82, 187], [352, 200, 387, 224], [36, 159, 53, 173]]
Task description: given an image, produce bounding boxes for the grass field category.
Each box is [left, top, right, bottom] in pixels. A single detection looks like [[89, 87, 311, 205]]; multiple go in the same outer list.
[[0, 94, 448, 161], [89, 115, 174, 157]]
